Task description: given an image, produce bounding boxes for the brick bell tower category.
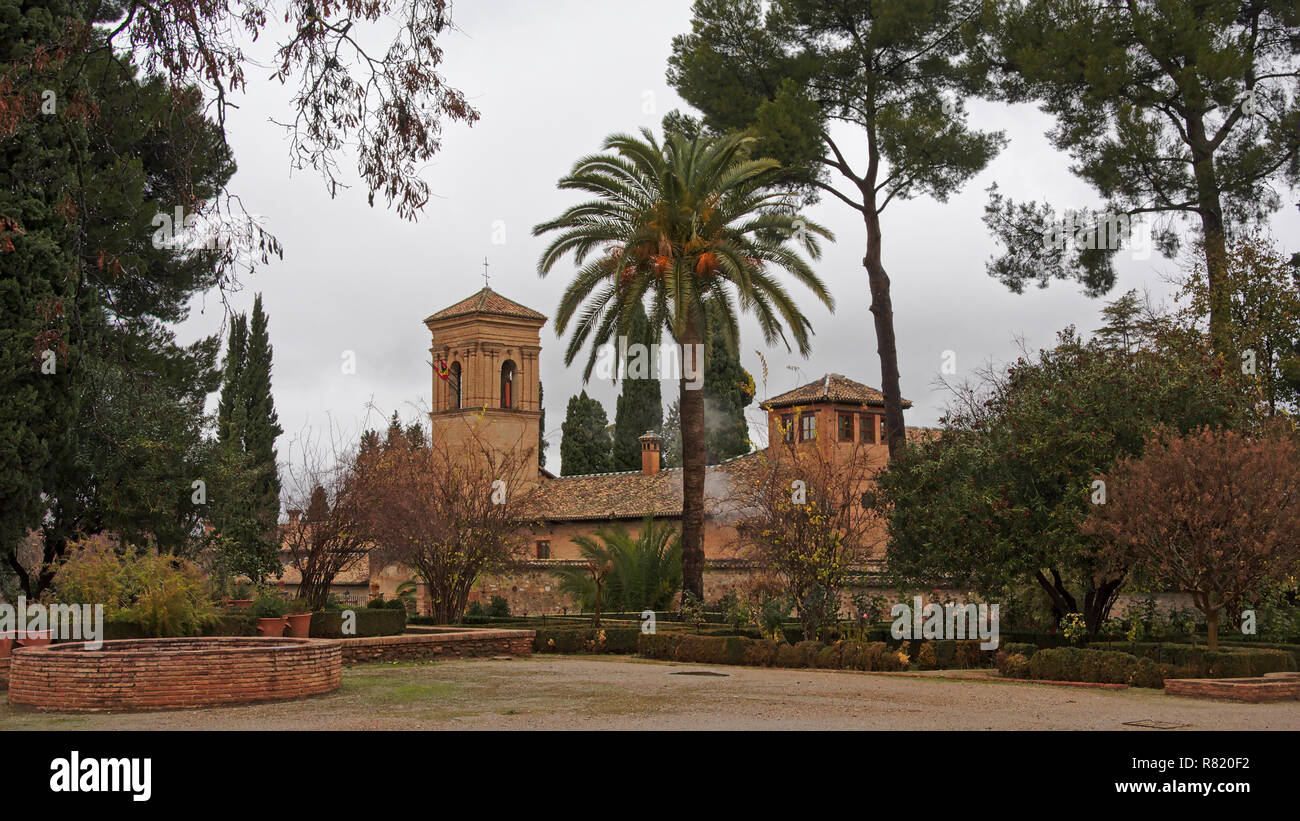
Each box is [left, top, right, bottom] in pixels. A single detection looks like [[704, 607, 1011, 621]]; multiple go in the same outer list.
[[423, 286, 546, 487]]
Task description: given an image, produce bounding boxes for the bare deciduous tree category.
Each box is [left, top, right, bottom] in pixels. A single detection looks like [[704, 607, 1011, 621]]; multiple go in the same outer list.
[[357, 424, 534, 624], [280, 427, 369, 610], [728, 436, 885, 640], [1085, 424, 1300, 651]]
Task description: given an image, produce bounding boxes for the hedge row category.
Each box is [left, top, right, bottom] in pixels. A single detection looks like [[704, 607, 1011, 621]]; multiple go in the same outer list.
[[98, 609, 406, 640], [997, 645, 1296, 688], [533, 628, 642, 654], [636, 633, 996, 671], [309, 608, 406, 638]]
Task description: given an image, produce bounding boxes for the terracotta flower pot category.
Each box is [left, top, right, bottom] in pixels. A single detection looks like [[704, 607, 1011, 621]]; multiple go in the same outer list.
[[257, 617, 287, 638], [17, 630, 51, 648], [285, 612, 312, 638]]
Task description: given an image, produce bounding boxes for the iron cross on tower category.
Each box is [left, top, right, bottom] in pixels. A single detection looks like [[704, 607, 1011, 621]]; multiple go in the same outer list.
[[482, 257, 490, 288]]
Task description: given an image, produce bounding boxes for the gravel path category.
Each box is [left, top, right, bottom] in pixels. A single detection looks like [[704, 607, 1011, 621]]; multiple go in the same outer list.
[[3, 655, 1298, 730]]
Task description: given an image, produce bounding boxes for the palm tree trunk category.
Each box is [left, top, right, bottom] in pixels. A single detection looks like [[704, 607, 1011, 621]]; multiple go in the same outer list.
[[679, 334, 707, 601]]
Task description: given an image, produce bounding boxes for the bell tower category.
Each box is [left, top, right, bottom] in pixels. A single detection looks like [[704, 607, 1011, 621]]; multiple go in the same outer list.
[[423, 287, 546, 484]]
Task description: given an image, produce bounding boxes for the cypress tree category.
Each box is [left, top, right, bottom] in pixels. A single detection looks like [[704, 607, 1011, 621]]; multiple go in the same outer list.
[[703, 324, 754, 463], [538, 381, 548, 468], [241, 294, 282, 520], [217, 315, 247, 445], [211, 295, 282, 583], [560, 391, 613, 476], [611, 305, 663, 471]]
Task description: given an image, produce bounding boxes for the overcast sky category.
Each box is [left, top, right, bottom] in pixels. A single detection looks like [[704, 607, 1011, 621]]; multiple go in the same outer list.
[[177, 0, 1299, 468]]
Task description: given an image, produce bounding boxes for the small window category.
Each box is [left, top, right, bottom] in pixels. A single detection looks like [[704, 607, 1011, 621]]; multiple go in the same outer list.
[[450, 362, 462, 409], [838, 413, 854, 442], [781, 414, 795, 443], [880, 415, 888, 441], [861, 414, 875, 444], [501, 359, 517, 409], [535, 540, 550, 560], [800, 413, 817, 442]]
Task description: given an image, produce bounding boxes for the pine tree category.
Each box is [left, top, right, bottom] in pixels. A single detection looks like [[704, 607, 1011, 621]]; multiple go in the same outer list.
[[612, 304, 663, 471], [703, 324, 754, 463], [560, 391, 613, 476]]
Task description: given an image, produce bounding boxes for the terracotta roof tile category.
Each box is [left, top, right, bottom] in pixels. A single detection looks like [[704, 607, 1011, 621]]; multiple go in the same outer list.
[[518, 452, 769, 521], [424, 287, 546, 323], [761, 373, 911, 410]]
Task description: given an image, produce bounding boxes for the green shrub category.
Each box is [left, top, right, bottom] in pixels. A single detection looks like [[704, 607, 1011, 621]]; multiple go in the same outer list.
[[998, 652, 1030, 679], [50, 541, 218, 637], [488, 596, 511, 618], [309, 608, 405, 638], [742, 638, 781, 667], [1000, 642, 1039, 659], [916, 642, 938, 670], [250, 595, 291, 619]]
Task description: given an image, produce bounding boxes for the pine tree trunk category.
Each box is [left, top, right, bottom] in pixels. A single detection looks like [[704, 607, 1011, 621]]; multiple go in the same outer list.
[[862, 208, 907, 458], [679, 331, 707, 601], [1188, 117, 1230, 353]]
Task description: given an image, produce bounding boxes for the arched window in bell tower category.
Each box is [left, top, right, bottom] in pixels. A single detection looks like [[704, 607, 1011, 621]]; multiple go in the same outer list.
[[450, 361, 462, 409], [500, 359, 517, 409]]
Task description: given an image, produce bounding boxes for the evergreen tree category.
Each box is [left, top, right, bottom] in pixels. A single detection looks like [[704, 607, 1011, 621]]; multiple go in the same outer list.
[[560, 391, 613, 476], [210, 295, 283, 583], [241, 295, 283, 517], [660, 400, 683, 470], [2, 4, 235, 593], [612, 304, 664, 471], [538, 381, 548, 468], [703, 323, 755, 463], [217, 316, 248, 445]]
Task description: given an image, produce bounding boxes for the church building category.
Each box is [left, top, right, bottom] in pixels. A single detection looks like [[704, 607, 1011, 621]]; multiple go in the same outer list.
[[319, 286, 935, 616]]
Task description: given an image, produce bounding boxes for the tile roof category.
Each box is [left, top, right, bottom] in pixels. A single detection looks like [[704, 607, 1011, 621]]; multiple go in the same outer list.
[[519, 428, 941, 522], [423, 287, 547, 323], [518, 451, 770, 522], [761, 373, 912, 410]]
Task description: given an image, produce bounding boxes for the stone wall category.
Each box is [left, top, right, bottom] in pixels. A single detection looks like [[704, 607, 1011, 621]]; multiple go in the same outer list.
[[338, 628, 534, 665]]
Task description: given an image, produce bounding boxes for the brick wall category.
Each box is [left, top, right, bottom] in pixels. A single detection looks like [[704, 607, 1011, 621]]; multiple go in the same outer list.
[[1164, 674, 1300, 703], [339, 629, 534, 665], [7, 638, 341, 712]]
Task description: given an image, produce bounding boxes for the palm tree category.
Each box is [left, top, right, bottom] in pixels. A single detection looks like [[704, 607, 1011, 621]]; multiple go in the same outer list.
[[554, 517, 684, 620], [534, 128, 833, 600]]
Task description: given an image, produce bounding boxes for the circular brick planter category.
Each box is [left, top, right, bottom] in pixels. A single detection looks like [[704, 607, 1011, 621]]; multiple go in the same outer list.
[[7, 637, 341, 712]]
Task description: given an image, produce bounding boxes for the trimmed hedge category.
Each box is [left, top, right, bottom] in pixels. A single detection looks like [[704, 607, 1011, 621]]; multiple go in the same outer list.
[[534, 627, 641, 654], [636, 633, 996, 672], [310, 608, 406, 638], [1002, 645, 1296, 689]]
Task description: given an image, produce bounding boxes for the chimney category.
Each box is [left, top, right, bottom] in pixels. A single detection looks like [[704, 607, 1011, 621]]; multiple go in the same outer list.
[[638, 431, 662, 475], [288, 509, 302, 525]]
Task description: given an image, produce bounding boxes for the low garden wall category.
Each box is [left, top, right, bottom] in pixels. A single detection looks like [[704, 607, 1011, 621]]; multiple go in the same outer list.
[[339, 627, 534, 665], [7, 637, 341, 712]]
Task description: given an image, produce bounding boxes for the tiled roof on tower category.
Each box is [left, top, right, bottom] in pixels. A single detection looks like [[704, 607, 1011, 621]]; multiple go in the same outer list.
[[423, 287, 547, 323], [760, 373, 911, 410]]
